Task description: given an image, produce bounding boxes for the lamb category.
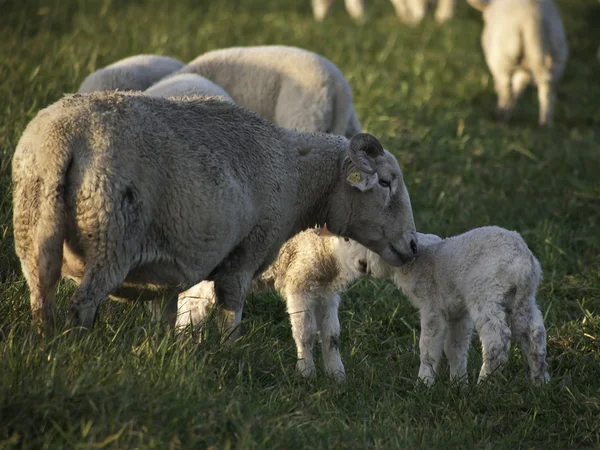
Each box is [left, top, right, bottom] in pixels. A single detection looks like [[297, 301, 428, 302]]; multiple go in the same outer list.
[[77, 54, 185, 93], [177, 228, 368, 379], [144, 73, 234, 102], [12, 91, 418, 338], [177, 46, 362, 138], [366, 226, 550, 386], [467, 0, 568, 126], [312, 0, 457, 24]]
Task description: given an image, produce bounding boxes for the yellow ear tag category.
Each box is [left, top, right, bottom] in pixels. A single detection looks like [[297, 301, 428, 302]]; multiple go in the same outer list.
[[346, 172, 361, 184]]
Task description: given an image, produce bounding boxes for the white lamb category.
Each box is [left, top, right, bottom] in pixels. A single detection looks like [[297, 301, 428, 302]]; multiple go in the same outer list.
[[467, 0, 568, 126], [367, 226, 550, 386], [77, 54, 185, 93], [312, 0, 457, 24], [144, 73, 234, 102], [177, 228, 369, 380], [177, 46, 362, 138]]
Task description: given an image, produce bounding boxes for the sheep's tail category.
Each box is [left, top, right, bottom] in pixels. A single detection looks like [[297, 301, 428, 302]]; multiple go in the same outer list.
[[13, 117, 73, 330], [521, 2, 550, 84]]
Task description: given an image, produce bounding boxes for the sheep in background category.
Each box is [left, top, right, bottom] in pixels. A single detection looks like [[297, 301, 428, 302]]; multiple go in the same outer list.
[[13, 92, 417, 337], [77, 54, 184, 93], [312, 0, 457, 24], [177, 46, 362, 138], [367, 226, 550, 386], [467, 0, 568, 126], [178, 228, 368, 379], [145, 73, 234, 102]]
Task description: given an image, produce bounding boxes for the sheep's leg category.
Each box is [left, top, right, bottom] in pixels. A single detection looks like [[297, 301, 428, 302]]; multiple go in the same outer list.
[[444, 315, 473, 383], [175, 281, 217, 331], [20, 258, 59, 334], [313, 0, 336, 20], [286, 290, 317, 378], [470, 299, 511, 383], [492, 72, 514, 122], [512, 299, 550, 385], [536, 81, 555, 127], [212, 272, 252, 344], [434, 0, 456, 23], [390, 0, 427, 25], [511, 69, 532, 101], [151, 293, 179, 327], [315, 294, 345, 380], [344, 0, 366, 22], [417, 310, 448, 386]]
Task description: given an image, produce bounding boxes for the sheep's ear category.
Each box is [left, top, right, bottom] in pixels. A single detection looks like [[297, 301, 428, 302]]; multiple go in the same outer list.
[[466, 0, 489, 12], [318, 224, 334, 237], [348, 133, 384, 175], [346, 169, 378, 192]]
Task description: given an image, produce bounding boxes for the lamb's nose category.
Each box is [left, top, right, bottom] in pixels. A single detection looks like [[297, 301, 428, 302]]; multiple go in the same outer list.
[[410, 238, 418, 257], [359, 260, 367, 273]]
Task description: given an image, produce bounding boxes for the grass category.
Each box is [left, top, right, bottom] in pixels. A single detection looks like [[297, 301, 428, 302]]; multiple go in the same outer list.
[[1, 0, 599, 447]]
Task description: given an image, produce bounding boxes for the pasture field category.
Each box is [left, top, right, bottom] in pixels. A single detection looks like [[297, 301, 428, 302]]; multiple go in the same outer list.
[[1, 0, 599, 448]]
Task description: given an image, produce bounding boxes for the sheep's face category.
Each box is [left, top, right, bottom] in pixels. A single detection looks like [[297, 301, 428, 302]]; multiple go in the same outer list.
[[332, 237, 368, 276], [329, 134, 418, 268]]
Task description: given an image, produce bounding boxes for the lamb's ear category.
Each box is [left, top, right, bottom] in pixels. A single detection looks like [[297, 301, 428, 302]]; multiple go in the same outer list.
[[318, 224, 334, 237], [348, 133, 384, 175], [466, 0, 489, 12]]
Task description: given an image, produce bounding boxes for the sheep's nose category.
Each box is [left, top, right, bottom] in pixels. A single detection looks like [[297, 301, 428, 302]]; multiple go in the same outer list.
[[410, 238, 418, 257], [358, 260, 368, 273]]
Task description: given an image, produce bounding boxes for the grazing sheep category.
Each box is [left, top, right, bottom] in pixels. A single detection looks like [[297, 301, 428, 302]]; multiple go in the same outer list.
[[12, 92, 418, 338], [144, 73, 234, 102], [367, 226, 550, 386], [77, 54, 185, 93], [177, 46, 362, 138], [177, 228, 368, 379], [312, 0, 457, 24], [467, 0, 568, 126]]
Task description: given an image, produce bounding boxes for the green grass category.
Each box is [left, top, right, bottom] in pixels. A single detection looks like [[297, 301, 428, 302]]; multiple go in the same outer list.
[[1, 0, 600, 448]]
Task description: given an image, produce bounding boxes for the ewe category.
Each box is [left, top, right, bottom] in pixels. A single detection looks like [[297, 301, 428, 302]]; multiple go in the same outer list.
[[467, 0, 568, 126], [367, 227, 550, 386], [177, 46, 362, 138], [13, 92, 417, 339], [177, 228, 368, 379], [77, 54, 185, 93]]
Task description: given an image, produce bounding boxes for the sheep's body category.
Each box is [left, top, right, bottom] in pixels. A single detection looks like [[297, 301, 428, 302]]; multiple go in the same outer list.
[[77, 54, 185, 93], [367, 226, 549, 385], [177, 229, 368, 379], [312, 0, 457, 24], [13, 91, 417, 337], [178, 46, 361, 138], [144, 73, 234, 102], [467, 0, 568, 126]]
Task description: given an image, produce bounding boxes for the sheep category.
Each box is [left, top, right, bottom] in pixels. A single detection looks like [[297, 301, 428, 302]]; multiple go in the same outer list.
[[77, 54, 185, 93], [177, 228, 368, 379], [177, 46, 362, 138], [311, 0, 457, 24], [12, 91, 418, 338], [144, 73, 234, 102], [467, 0, 568, 126], [366, 226, 550, 386]]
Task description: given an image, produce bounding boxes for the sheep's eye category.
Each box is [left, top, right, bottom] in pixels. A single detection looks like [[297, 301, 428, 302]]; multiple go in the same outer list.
[[344, 238, 350, 242], [379, 179, 391, 188]]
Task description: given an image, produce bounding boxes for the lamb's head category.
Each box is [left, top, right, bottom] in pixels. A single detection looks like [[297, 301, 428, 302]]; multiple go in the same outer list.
[[328, 133, 417, 267], [331, 236, 369, 277]]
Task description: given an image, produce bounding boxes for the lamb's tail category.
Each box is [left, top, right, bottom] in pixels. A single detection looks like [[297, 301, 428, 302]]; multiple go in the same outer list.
[[12, 114, 73, 331]]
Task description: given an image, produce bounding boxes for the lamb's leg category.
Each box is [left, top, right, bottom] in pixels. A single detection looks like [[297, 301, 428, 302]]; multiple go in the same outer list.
[[315, 294, 345, 380], [536, 81, 555, 127], [444, 315, 473, 383], [344, 0, 366, 22], [417, 310, 448, 386], [434, 0, 456, 24], [20, 258, 59, 334], [390, 0, 427, 25], [492, 72, 514, 122], [511, 69, 532, 101], [287, 290, 317, 378], [470, 299, 511, 383], [512, 299, 550, 385], [150, 293, 179, 327], [313, 0, 336, 20]]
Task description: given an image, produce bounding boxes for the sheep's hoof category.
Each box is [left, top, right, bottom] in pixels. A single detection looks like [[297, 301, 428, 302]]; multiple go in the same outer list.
[[296, 360, 317, 378], [434, 10, 454, 23], [531, 372, 550, 386]]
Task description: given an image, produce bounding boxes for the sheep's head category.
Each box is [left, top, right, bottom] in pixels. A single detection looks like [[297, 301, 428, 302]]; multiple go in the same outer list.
[[328, 133, 417, 267]]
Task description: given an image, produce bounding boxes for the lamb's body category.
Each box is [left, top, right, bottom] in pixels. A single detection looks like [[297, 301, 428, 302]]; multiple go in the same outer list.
[[367, 226, 549, 385], [468, 0, 568, 125], [312, 0, 457, 24], [178, 229, 368, 379], [144, 73, 234, 102], [77, 54, 185, 93], [13, 92, 417, 336], [178, 46, 361, 137]]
